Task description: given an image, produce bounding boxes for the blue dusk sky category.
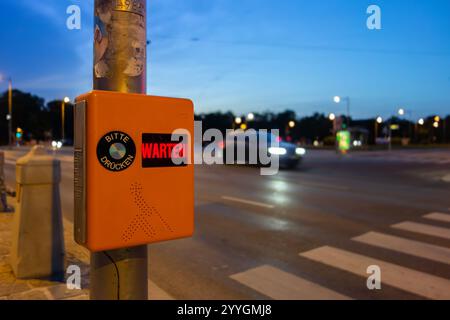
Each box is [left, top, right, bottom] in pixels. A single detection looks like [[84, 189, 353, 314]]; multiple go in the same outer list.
[[0, 0, 449, 119]]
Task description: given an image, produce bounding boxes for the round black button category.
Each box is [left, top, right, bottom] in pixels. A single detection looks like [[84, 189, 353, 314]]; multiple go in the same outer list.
[[96, 131, 136, 172]]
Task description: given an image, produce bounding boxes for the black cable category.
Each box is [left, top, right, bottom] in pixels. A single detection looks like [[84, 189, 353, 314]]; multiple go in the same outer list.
[[103, 251, 120, 300]]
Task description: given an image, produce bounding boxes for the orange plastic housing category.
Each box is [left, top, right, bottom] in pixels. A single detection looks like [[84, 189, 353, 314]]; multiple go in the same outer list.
[[74, 90, 194, 252]]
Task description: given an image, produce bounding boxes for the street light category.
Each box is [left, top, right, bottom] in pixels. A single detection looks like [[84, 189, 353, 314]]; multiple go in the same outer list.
[[329, 113, 336, 121], [418, 118, 425, 126], [333, 95, 350, 127], [431, 115, 446, 144], [235, 117, 242, 125], [247, 113, 255, 121], [284, 120, 296, 142], [0, 75, 13, 147], [61, 97, 70, 144], [374, 117, 383, 144], [397, 107, 414, 143]]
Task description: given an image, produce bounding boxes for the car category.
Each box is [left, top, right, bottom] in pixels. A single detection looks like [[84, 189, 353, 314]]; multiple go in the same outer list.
[[218, 130, 306, 169]]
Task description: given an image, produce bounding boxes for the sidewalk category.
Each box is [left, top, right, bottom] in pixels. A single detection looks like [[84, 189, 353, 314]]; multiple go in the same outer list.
[[0, 197, 173, 300], [0, 197, 89, 300]]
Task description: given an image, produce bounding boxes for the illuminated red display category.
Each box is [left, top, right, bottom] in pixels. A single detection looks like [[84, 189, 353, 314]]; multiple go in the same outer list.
[[141, 134, 188, 167], [142, 143, 186, 159]]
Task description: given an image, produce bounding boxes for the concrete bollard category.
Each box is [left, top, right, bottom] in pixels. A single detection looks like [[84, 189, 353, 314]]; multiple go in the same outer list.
[[10, 146, 65, 279]]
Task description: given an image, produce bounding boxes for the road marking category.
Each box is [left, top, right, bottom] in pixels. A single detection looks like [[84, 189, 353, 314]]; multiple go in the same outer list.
[[423, 212, 450, 223], [392, 221, 450, 240], [353, 232, 450, 265], [230, 265, 350, 300], [221, 196, 274, 209], [299, 181, 350, 192], [300, 246, 450, 300], [148, 280, 174, 300]]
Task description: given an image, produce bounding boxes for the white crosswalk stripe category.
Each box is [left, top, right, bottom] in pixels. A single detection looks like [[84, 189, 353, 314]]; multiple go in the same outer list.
[[230, 214, 450, 300], [230, 265, 350, 300], [392, 221, 450, 240], [423, 212, 450, 223], [353, 232, 450, 265], [300, 246, 450, 300]]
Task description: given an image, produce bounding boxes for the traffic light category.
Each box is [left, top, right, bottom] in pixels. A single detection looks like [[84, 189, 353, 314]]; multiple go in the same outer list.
[[16, 128, 23, 140]]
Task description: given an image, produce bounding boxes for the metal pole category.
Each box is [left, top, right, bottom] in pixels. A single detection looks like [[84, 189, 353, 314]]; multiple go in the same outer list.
[[444, 117, 447, 144], [414, 123, 418, 144], [8, 79, 12, 147], [374, 120, 378, 145], [61, 101, 65, 143], [388, 117, 392, 151], [91, 0, 148, 300], [408, 111, 413, 144]]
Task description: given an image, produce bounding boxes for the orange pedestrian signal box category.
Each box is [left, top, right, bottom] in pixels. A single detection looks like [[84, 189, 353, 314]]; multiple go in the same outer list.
[[74, 91, 194, 252]]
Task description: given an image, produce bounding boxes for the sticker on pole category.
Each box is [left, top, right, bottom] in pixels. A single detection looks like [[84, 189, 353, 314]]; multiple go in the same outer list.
[[113, 0, 146, 16], [97, 131, 136, 172], [141, 133, 188, 168]]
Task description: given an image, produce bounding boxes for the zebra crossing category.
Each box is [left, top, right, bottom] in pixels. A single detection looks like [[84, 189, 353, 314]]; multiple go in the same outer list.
[[424, 212, 450, 223], [230, 212, 450, 300], [392, 221, 450, 240], [230, 265, 350, 300]]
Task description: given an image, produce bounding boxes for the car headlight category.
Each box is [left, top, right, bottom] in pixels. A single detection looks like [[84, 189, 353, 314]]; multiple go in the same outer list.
[[268, 147, 287, 155], [296, 148, 306, 156]]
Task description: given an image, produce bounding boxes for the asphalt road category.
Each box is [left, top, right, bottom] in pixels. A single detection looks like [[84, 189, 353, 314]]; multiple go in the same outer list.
[[3, 147, 450, 300]]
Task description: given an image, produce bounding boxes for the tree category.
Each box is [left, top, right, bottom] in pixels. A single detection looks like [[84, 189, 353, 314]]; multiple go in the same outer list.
[[297, 113, 333, 143], [46, 100, 74, 144], [0, 90, 48, 145], [0, 90, 76, 146]]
